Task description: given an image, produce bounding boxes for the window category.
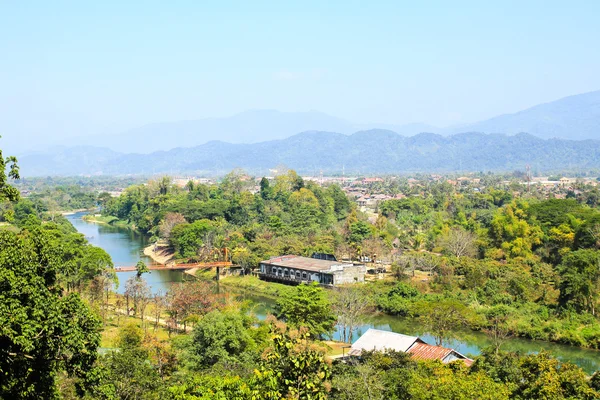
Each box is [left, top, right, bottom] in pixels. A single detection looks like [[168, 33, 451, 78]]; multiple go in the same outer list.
[[302, 272, 307, 280], [272, 267, 277, 274]]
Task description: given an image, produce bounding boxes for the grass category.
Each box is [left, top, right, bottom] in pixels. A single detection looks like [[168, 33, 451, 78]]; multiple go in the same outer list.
[[215, 274, 292, 300], [100, 304, 181, 348], [322, 340, 352, 357]]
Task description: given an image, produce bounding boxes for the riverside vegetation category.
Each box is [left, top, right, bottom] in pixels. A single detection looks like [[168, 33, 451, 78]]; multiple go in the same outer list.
[[94, 171, 600, 349], [2, 155, 600, 398]]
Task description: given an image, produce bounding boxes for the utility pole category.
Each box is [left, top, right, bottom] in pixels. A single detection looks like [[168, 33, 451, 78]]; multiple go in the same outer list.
[[526, 164, 531, 193]]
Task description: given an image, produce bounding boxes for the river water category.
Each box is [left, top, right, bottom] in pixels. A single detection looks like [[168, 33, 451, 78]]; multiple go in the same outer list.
[[66, 212, 184, 294], [66, 212, 600, 374]]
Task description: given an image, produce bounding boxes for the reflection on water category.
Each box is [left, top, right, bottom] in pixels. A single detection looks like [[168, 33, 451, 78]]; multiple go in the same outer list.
[[67, 212, 600, 374], [235, 291, 600, 374]]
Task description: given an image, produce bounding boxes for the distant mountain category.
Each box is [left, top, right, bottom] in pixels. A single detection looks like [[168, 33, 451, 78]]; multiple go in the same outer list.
[[63, 110, 440, 154], [448, 90, 600, 139], [19, 130, 600, 176]]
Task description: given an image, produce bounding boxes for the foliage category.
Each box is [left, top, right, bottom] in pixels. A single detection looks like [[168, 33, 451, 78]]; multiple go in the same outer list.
[[186, 310, 256, 369], [0, 227, 101, 399], [557, 249, 600, 315], [250, 321, 331, 400], [275, 282, 336, 338]]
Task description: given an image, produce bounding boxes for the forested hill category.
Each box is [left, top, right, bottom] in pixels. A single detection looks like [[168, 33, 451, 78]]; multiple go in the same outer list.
[[19, 130, 600, 176], [449, 90, 600, 140]]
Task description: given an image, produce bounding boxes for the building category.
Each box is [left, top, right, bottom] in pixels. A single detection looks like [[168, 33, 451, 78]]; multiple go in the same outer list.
[[348, 329, 424, 356], [348, 329, 473, 366], [407, 342, 473, 366], [258, 255, 366, 286]]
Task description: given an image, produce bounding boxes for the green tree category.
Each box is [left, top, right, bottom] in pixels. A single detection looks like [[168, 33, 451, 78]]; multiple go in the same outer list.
[[136, 260, 150, 277], [558, 249, 600, 315], [260, 177, 273, 200], [187, 310, 255, 369], [275, 282, 336, 338], [250, 322, 331, 400], [0, 141, 19, 202], [483, 304, 515, 353], [0, 229, 101, 399], [413, 298, 474, 346], [89, 324, 166, 400]]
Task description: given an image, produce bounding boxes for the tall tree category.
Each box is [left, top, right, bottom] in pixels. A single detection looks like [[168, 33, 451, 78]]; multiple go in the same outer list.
[[332, 286, 371, 343], [251, 322, 331, 400], [0, 228, 101, 399], [558, 249, 600, 315], [275, 282, 336, 338]]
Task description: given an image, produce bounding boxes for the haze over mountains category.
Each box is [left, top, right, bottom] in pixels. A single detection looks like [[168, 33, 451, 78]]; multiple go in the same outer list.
[[19, 131, 600, 177], [12, 90, 600, 176], [63, 110, 438, 154], [447, 90, 600, 140]]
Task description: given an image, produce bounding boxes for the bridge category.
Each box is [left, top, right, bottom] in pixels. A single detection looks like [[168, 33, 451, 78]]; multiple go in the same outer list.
[[114, 261, 233, 272]]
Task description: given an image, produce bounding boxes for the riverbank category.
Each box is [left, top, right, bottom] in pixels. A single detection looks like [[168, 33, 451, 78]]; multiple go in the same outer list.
[[213, 275, 292, 300], [61, 208, 96, 216], [143, 243, 174, 265], [83, 214, 120, 224]]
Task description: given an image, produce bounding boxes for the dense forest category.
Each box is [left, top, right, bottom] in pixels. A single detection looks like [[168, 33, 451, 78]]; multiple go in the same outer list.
[[2, 153, 600, 398]]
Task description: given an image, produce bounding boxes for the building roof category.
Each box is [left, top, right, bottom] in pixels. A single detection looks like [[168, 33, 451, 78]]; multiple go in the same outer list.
[[407, 342, 452, 361], [407, 342, 473, 366], [349, 329, 423, 356], [260, 255, 359, 273]]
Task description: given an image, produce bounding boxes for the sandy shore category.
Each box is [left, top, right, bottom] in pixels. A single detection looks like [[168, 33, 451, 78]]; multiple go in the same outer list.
[[143, 243, 174, 265], [61, 208, 95, 216]]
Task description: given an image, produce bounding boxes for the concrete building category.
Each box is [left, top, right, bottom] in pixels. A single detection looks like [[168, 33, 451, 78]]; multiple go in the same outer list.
[[258, 255, 366, 286]]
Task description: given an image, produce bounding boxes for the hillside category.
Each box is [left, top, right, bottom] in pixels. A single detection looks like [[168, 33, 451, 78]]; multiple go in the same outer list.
[[57, 110, 443, 154], [449, 90, 600, 139], [18, 130, 600, 176]]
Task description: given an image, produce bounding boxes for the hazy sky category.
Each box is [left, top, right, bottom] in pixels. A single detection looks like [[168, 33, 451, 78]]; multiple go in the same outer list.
[[1, 0, 600, 152]]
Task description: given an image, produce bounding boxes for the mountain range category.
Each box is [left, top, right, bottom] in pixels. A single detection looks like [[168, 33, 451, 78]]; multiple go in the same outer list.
[[12, 89, 600, 175], [19, 131, 600, 176], [447, 90, 600, 140], [54, 89, 600, 155], [63, 110, 438, 154]]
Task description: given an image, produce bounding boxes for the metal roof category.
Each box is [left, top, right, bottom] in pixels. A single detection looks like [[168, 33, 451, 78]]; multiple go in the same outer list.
[[349, 329, 422, 355], [407, 342, 473, 366], [260, 255, 359, 273], [407, 342, 452, 361]]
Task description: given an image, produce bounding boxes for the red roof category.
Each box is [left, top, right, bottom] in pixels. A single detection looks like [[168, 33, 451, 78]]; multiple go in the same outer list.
[[407, 342, 473, 366], [408, 342, 452, 361]]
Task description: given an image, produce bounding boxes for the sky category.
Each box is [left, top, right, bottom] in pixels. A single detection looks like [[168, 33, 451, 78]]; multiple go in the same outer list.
[[1, 0, 600, 153]]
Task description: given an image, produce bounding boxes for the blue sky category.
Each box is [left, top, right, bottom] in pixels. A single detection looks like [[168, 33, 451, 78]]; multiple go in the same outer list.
[[1, 0, 599, 150]]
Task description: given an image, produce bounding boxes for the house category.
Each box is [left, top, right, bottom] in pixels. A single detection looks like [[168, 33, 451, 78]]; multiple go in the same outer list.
[[258, 255, 366, 286], [361, 177, 384, 184], [356, 196, 369, 207], [348, 329, 424, 356], [348, 329, 474, 366], [407, 342, 473, 366]]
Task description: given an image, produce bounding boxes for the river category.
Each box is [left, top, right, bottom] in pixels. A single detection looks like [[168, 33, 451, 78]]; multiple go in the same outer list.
[[66, 212, 185, 293], [66, 212, 600, 374]]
